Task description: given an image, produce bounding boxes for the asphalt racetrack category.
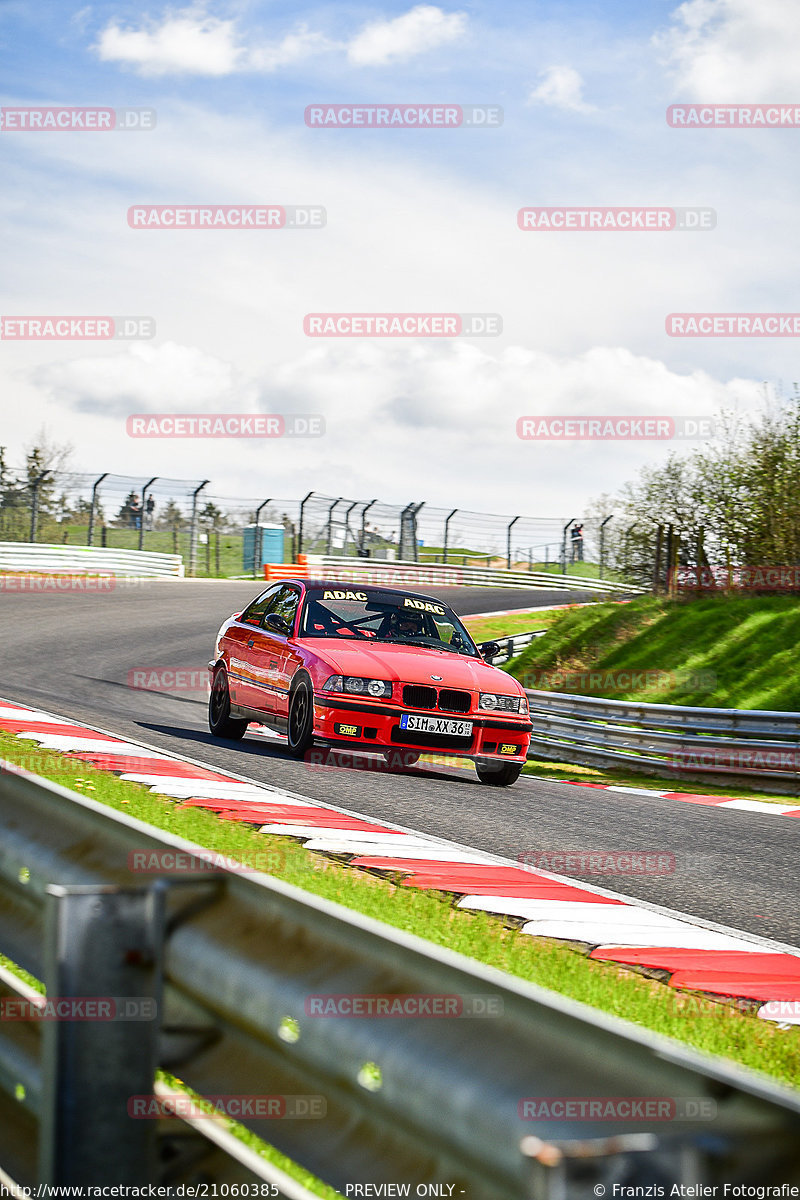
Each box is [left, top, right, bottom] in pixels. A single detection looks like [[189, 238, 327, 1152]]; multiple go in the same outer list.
[[2, 579, 799, 946]]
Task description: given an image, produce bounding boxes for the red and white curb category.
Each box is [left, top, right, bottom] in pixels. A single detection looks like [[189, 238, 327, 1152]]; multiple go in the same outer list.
[[2, 698, 800, 1027], [563, 780, 800, 819]]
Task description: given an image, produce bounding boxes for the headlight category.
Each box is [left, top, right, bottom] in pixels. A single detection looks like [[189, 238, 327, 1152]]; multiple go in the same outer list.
[[479, 692, 523, 712], [322, 675, 392, 699]]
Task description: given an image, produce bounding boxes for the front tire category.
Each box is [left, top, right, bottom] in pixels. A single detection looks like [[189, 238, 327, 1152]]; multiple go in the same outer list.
[[286, 676, 315, 758], [209, 667, 248, 740], [475, 761, 523, 787]]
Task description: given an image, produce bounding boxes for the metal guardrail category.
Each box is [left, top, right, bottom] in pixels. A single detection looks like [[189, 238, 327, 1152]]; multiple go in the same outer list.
[[0, 542, 185, 578], [524, 689, 800, 793], [264, 554, 641, 595], [3, 763, 800, 1192]]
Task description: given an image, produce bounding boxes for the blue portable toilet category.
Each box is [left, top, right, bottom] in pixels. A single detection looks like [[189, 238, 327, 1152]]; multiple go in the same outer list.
[[243, 524, 285, 573]]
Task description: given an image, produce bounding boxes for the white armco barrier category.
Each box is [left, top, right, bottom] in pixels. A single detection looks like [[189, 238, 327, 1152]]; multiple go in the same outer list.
[[0, 542, 184, 578], [262, 554, 640, 593]]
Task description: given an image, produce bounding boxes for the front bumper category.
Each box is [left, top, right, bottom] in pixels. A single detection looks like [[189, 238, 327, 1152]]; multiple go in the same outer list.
[[313, 695, 531, 762]]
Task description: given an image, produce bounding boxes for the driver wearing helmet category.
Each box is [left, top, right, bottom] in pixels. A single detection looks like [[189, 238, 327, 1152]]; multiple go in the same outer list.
[[385, 609, 426, 639]]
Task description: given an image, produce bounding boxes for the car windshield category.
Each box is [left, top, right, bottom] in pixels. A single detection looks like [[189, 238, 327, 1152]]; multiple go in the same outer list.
[[299, 588, 480, 656]]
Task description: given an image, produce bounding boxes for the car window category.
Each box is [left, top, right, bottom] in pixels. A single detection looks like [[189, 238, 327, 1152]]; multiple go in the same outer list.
[[267, 584, 301, 632], [240, 586, 281, 627]]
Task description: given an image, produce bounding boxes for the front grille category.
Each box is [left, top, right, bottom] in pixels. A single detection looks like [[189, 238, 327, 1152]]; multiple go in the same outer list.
[[403, 684, 437, 709], [391, 728, 473, 750], [437, 688, 471, 713]]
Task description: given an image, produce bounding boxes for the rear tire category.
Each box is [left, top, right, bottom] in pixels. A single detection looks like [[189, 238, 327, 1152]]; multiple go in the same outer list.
[[475, 762, 523, 787], [383, 750, 420, 769], [209, 668, 248, 740], [286, 676, 315, 758]]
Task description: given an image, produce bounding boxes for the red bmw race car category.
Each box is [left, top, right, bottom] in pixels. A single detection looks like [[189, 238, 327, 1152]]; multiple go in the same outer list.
[[208, 579, 532, 785]]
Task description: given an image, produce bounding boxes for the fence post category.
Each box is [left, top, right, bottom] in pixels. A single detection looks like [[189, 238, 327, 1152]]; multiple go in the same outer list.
[[326, 497, 342, 555], [38, 883, 164, 1184], [29, 471, 51, 543], [624, 522, 637, 576], [343, 500, 358, 556], [297, 491, 314, 556], [87, 472, 108, 547], [253, 498, 272, 578], [359, 499, 378, 556], [188, 480, 209, 576], [506, 516, 521, 570], [442, 508, 458, 564], [138, 477, 157, 551], [561, 518, 576, 574], [599, 515, 613, 579]]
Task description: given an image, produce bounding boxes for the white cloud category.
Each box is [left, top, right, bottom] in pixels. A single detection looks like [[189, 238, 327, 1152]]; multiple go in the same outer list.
[[30, 343, 258, 414], [94, 8, 245, 77], [656, 0, 800, 100], [93, 4, 465, 77], [21, 339, 760, 514], [347, 5, 467, 67], [527, 65, 595, 113]]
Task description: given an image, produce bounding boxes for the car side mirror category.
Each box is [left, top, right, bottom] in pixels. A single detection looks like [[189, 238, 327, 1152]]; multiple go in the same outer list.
[[265, 611, 291, 635], [478, 640, 500, 661]]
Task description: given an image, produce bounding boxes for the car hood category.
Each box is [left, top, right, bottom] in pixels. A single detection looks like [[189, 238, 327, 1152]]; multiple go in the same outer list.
[[302, 640, 522, 693]]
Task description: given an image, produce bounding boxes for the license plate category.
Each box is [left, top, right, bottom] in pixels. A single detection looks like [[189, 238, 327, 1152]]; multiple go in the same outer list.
[[399, 713, 473, 737]]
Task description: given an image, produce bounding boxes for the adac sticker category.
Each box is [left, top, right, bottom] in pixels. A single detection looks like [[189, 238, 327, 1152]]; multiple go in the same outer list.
[[403, 597, 445, 615], [322, 590, 367, 601]]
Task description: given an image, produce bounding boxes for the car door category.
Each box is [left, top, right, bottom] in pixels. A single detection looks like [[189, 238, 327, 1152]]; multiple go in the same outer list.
[[263, 584, 303, 719], [226, 585, 282, 710]]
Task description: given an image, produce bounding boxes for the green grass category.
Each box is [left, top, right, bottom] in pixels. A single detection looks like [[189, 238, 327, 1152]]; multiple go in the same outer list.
[[506, 593, 800, 710], [2, 731, 799, 1090], [464, 606, 583, 643]]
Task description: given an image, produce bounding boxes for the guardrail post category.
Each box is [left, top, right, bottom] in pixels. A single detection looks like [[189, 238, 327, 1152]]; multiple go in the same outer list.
[[38, 883, 165, 1185], [188, 480, 209, 576], [87, 473, 108, 547]]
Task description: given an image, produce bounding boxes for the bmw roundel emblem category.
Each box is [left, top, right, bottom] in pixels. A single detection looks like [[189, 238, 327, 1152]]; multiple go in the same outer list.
[[431, 675, 443, 681]]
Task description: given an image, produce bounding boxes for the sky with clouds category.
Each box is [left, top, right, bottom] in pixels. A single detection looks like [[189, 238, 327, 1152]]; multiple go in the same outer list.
[[1, 0, 799, 521]]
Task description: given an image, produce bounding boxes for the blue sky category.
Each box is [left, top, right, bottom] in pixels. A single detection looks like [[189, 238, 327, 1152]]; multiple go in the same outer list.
[[1, 0, 798, 519]]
